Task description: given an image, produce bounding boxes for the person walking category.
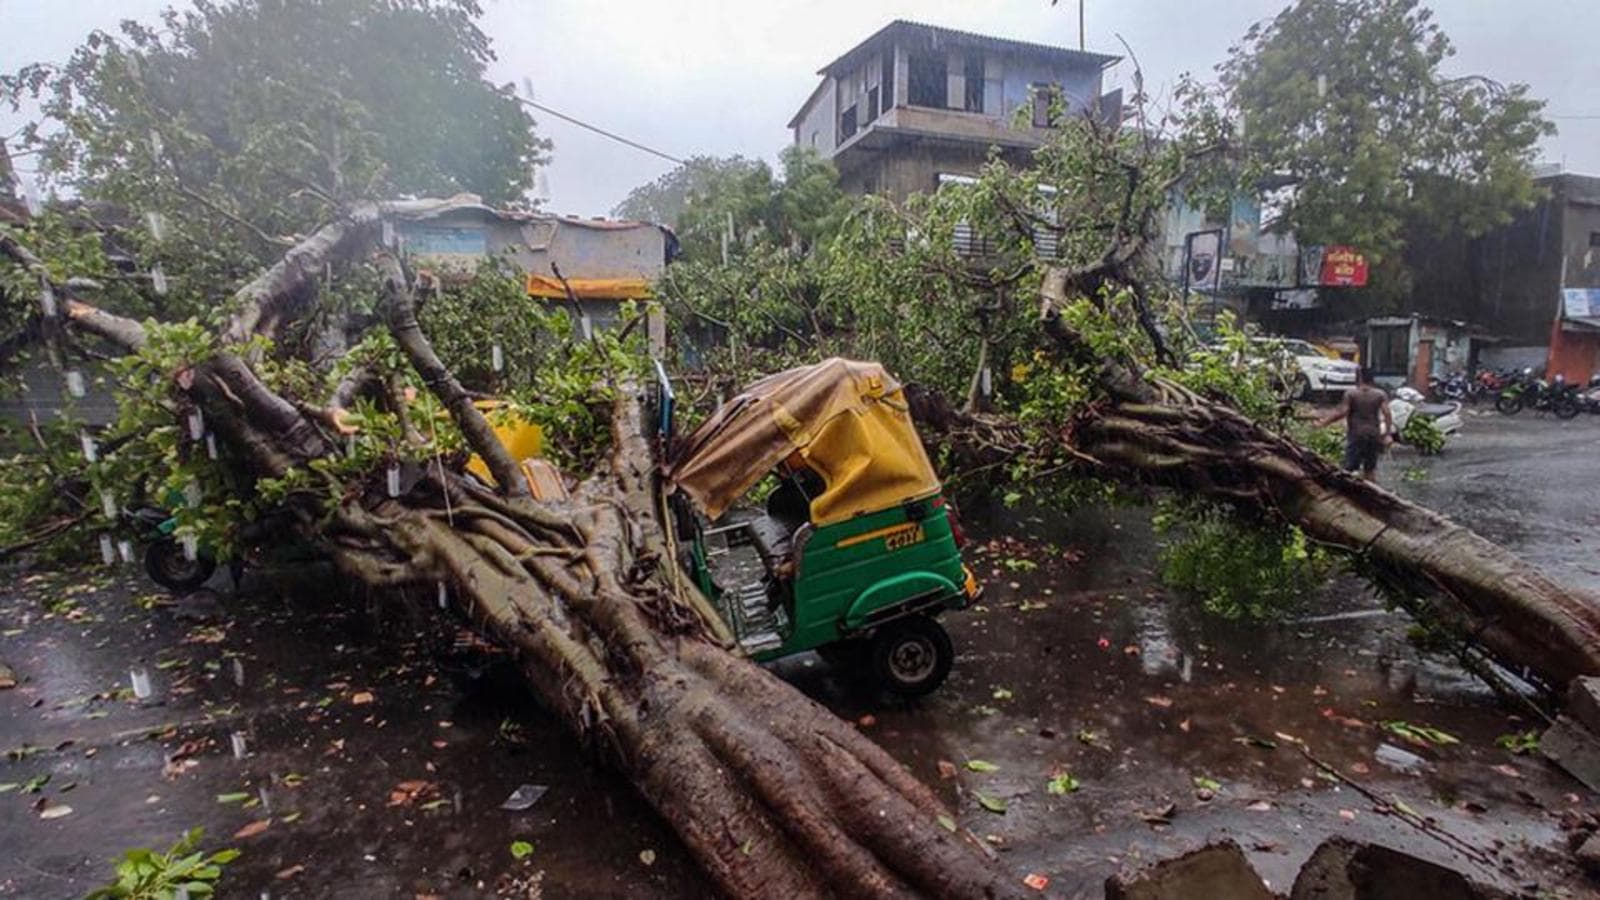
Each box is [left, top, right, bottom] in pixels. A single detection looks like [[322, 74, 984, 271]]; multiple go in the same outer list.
[[1316, 369, 1393, 481]]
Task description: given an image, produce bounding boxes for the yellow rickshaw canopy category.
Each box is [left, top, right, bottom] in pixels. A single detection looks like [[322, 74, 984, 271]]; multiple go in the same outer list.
[[665, 358, 942, 526]]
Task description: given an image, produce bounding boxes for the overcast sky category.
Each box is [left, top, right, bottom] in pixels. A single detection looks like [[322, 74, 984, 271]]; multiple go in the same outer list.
[[4, 0, 1599, 218]]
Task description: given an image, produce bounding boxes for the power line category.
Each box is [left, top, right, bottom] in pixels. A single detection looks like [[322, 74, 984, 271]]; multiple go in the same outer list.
[[1549, 114, 1600, 120], [514, 95, 684, 166]]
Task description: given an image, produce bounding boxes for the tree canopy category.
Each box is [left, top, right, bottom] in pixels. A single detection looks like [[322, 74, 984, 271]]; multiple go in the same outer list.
[[2, 0, 547, 321], [1181, 0, 1553, 303]]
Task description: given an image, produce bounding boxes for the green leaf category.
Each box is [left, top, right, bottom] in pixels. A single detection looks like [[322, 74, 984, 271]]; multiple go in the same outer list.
[[936, 814, 958, 833], [964, 759, 999, 773], [509, 840, 534, 860], [1046, 773, 1080, 795], [974, 792, 1007, 814], [215, 792, 250, 805], [1193, 776, 1221, 792]]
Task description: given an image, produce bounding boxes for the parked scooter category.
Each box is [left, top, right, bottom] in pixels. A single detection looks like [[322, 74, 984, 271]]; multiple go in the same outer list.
[[1390, 386, 1464, 444]]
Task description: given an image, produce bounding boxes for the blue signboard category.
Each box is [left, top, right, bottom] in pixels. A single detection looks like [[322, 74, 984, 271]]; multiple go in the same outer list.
[[1563, 288, 1600, 319]]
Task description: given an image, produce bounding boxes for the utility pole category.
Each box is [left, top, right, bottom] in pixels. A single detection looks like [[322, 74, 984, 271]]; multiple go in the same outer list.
[[1079, 0, 1085, 50]]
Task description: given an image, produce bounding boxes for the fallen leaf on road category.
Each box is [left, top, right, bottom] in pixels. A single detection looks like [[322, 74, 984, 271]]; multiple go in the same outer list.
[[1138, 801, 1176, 824], [350, 691, 374, 705], [1339, 809, 1356, 821], [937, 760, 958, 780], [974, 792, 1007, 814], [1246, 800, 1273, 812], [1023, 873, 1049, 890], [234, 819, 271, 839], [965, 759, 999, 773], [639, 849, 656, 866], [275, 864, 305, 880], [39, 803, 73, 819], [1491, 764, 1522, 779], [1145, 695, 1173, 708]]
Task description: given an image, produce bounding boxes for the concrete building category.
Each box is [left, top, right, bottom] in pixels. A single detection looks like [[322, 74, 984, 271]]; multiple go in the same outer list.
[[1394, 170, 1600, 383], [788, 20, 1119, 201], [394, 195, 676, 351]]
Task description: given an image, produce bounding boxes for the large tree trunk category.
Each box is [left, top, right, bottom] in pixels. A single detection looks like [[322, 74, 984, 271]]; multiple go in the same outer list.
[[45, 231, 1018, 898], [1029, 266, 1600, 688]]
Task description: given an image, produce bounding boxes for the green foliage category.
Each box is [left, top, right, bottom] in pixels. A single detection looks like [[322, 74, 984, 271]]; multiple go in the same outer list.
[[4, 0, 548, 321], [1180, 0, 1552, 305], [86, 828, 239, 899], [1154, 498, 1332, 621], [1496, 730, 1539, 755], [1399, 411, 1445, 455]]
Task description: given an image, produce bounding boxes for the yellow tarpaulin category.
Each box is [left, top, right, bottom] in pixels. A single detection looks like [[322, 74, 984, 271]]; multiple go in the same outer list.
[[525, 275, 654, 300], [665, 358, 942, 526], [466, 401, 544, 484]]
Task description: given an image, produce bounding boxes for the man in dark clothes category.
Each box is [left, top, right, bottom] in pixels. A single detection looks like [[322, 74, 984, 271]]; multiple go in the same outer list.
[[1316, 369, 1394, 481]]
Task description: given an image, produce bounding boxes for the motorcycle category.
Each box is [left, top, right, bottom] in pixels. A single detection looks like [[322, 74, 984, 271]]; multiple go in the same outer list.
[[1471, 367, 1516, 405], [1496, 370, 1582, 419], [1581, 374, 1600, 415], [1428, 371, 1470, 403], [1389, 386, 1464, 445]]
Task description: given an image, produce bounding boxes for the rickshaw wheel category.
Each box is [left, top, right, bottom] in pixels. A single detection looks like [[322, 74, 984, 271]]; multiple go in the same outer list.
[[870, 616, 953, 697]]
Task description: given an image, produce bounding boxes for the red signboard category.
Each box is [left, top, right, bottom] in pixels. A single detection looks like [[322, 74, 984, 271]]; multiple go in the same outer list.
[[1319, 245, 1368, 287]]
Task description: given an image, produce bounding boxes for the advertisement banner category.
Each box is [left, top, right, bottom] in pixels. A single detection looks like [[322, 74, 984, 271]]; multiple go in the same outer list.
[[1183, 230, 1223, 294], [1317, 245, 1368, 287]]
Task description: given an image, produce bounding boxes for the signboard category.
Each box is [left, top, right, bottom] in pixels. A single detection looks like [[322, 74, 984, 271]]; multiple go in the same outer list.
[[1182, 229, 1224, 294], [1563, 288, 1600, 319], [398, 225, 489, 271], [1320, 246, 1368, 286], [1300, 244, 1368, 287]]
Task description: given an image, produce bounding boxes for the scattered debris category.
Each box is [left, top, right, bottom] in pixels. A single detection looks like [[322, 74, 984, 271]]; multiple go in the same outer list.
[[1105, 840, 1273, 900], [1290, 836, 1513, 899], [1373, 742, 1429, 775], [500, 784, 548, 812]]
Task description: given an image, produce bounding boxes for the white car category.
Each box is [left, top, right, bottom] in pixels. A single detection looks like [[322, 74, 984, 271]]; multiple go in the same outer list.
[[1252, 338, 1360, 400]]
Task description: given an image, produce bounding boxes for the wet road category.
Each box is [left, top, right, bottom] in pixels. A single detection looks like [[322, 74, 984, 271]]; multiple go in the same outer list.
[[2, 411, 1598, 897]]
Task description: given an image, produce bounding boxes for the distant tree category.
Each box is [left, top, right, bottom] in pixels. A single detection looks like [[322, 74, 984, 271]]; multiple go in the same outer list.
[[617, 147, 848, 261], [2, 0, 549, 320], [1179, 0, 1553, 302], [610, 155, 768, 229]]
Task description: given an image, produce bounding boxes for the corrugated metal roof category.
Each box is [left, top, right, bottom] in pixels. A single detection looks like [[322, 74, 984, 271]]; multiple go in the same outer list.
[[818, 19, 1119, 77]]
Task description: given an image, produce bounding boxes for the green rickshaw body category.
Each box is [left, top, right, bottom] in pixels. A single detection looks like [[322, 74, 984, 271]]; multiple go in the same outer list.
[[757, 495, 969, 661], [665, 357, 981, 694]]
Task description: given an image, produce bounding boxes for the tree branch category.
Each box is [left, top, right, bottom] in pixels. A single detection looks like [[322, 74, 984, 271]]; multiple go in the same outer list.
[[375, 252, 529, 498]]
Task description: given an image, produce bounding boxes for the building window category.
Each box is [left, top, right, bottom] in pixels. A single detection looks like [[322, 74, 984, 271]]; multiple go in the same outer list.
[[1590, 231, 1600, 247], [908, 54, 948, 108], [809, 130, 819, 148], [881, 48, 895, 110], [838, 105, 857, 144], [866, 86, 880, 122], [1032, 84, 1061, 127], [963, 53, 984, 113]]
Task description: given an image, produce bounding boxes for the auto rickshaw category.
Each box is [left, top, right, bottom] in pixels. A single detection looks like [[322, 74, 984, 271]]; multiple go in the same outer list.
[[664, 358, 981, 696]]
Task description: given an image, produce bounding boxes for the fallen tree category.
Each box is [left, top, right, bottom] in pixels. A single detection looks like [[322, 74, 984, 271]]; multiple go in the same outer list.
[[1036, 262, 1600, 688], [8, 209, 1020, 898]]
